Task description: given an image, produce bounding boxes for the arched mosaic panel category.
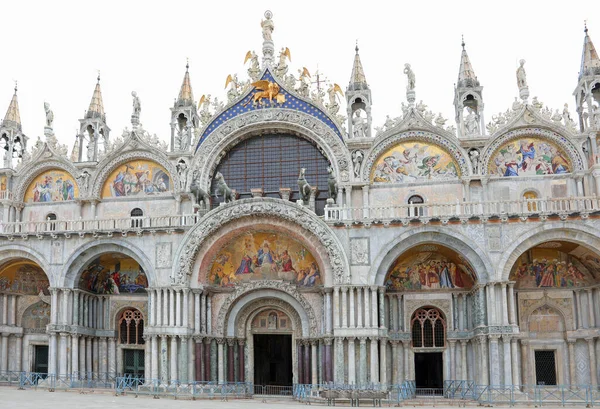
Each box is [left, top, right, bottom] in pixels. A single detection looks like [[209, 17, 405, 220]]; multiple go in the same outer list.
[[21, 301, 50, 329], [385, 244, 477, 291], [207, 231, 321, 288], [102, 160, 171, 198], [487, 137, 572, 177], [371, 141, 460, 183], [79, 254, 148, 294], [24, 169, 78, 203], [0, 261, 49, 294], [509, 241, 596, 289]]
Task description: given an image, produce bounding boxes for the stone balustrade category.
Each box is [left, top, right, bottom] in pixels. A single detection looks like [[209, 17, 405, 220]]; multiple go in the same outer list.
[[325, 195, 600, 223]]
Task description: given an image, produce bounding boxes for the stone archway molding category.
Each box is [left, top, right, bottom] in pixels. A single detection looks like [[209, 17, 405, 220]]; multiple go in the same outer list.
[[234, 297, 303, 338], [217, 281, 318, 338], [0, 244, 54, 286], [174, 197, 350, 285], [371, 226, 493, 286]]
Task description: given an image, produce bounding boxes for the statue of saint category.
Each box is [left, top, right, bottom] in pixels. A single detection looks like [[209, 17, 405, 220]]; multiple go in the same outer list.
[[352, 110, 366, 138], [403, 63, 416, 90], [464, 107, 480, 135], [261, 11, 274, 41], [132, 91, 141, 116], [516, 59, 527, 89]]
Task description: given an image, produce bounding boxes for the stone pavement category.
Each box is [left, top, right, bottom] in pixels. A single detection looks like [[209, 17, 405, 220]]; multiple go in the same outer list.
[[0, 387, 309, 408]]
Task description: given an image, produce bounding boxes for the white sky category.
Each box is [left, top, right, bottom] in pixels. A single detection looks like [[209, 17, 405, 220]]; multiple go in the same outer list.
[[0, 0, 597, 150]]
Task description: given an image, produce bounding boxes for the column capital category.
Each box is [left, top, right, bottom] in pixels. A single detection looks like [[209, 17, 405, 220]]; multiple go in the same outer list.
[[193, 335, 204, 343], [11, 333, 23, 339], [340, 286, 349, 293], [335, 337, 344, 345], [182, 288, 190, 295], [488, 334, 501, 342], [368, 336, 379, 342], [321, 287, 333, 295], [346, 336, 356, 342], [203, 337, 212, 345], [389, 339, 400, 346], [501, 334, 512, 342], [323, 337, 333, 346], [500, 282, 507, 289], [521, 339, 529, 346], [238, 339, 246, 346], [401, 339, 411, 347], [447, 339, 457, 345], [216, 338, 226, 345], [226, 338, 236, 346], [567, 339, 577, 345], [358, 337, 367, 345], [159, 334, 168, 339], [377, 286, 385, 295], [370, 285, 379, 292], [459, 339, 468, 346], [192, 289, 203, 295], [585, 337, 597, 344]]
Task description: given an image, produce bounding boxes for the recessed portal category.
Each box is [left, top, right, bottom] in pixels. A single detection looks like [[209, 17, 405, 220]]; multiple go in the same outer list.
[[33, 345, 48, 374], [123, 349, 145, 378], [535, 350, 557, 385], [414, 352, 443, 390], [253, 334, 292, 386]]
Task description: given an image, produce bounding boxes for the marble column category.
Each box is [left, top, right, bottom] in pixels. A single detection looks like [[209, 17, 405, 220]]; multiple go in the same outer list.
[[567, 340, 576, 386], [324, 289, 333, 334], [402, 340, 412, 382], [520, 340, 529, 386], [488, 283, 497, 326], [356, 288, 363, 328], [204, 338, 211, 381], [347, 338, 356, 384], [217, 339, 225, 384], [86, 337, 92, 378], [206, 293, 212, 334], [397, 341, 404, 383], [160, 335, 168, 383], [341, 287, 348, 328], [194, 291, 201, 333], [100, 337, 108, 375], [169, 336, 178, 382], [362, 185, 370, 218], [73, 291, 80, 327], [575, 291, 584, 329], [176, 290, 182, 327], [144, 337, 151, 381], [489, 335, 500, 385], [323, 338, 332, 383], [459, 293, 466, 330], [1, 294, 8, 324], [500, 283, 509, 325], [0, 335, 9, 371], [48, 334, 57, 375], [478, 337, 489, 385], [169, 290, 175, 327], [587, 338, 597, 386], [227, 339, 235, 382], [502, 335, 512, 386], [363, 287, 370, 328], [297, 340, 304, 384], [507, 283, 516, 325], [460, 340, 468, 380], [14, 335, 22, 372], [379, 338, 387, 386], [239, 340, 246, 383], [358, 337, 367, 385], [333, 287, 340, 329], [388, 295, 396, 331], [183, 289, 190, 328], [391, 341, 399, 384], [397, 294, 403, 331], [156, 290, 162, 326], [349, 288, 355, 328], [50, 289, 58, 324], [195, 338, 203, 381], [200, 293, 206, 333], [378, 288, 385, 329], [369, 337, 379, 384], [334, 338, 344, 383], [180, 336, 189, 382], [59, 333, 68, 375], [511, 338, 519, 387], [371, 287, 378, 329], [71, 334, 79, 376], [587, 290, 596, 328], [304, 340, 311, 384], [449, 340, 457, 380], [452, 294, 459, 331]]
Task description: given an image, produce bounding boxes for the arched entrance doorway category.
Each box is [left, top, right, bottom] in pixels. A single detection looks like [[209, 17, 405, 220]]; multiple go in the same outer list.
[[411, 307, 446, 390]]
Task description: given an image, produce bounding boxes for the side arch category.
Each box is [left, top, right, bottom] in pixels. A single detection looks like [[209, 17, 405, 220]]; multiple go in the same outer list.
[[13, 159, 82, 203], [61, 239, 156, 289], [173, 198, 350, 285], [371, 227, 493, 286], [0, 243, 53, 285], [497, 223, 600, 282]]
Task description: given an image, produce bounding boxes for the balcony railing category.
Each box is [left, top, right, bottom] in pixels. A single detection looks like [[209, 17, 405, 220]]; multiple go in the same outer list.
[[324, 196, 600, 223], [0, 212, 206, 235]]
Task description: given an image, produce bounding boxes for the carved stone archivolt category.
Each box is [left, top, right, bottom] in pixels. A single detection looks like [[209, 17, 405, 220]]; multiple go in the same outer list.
[[190, 109, 352, 191], [13, 159, 82, 203], [89, 149, 180, 198], [362, 130, 471, 182], [215, 280, 318, 337], [480, 127, 585, 176], [174, 197, 350, 285]]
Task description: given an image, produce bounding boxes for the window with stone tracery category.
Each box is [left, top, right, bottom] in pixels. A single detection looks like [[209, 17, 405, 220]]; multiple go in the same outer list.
[[411, 307, 445, 348], [119, 308, 144, 345]]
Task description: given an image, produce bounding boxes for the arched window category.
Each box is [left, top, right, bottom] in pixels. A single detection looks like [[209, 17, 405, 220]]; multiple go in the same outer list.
[[408, 195, 425, 217], [130, 208, 143, 228], [523, 191, 538, 212], [411, 307, 445, 348], [119, 309, 144, 345], [46, 213, 57, 231], [211, 134, 331, 215]]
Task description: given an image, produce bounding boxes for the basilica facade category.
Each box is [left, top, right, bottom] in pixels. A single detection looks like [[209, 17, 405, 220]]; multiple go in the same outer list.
[[0, 12, 599, 390]]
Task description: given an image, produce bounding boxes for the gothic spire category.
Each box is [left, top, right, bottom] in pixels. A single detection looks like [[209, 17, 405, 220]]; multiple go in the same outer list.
[[457, 37, 479, 88], [176, 61, 195, 106], [3, 83, 21, 130], [86, 74, 105, 120], [348, 44, 368, 91], [580, 23, 600, 78]]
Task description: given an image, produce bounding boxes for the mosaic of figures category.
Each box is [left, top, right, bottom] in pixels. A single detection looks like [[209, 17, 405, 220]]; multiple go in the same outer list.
[[371, 142, 460, 183], [22, 301, 51, 329], [385, 244, 476, 291], [488, 137, 571, 177], [25, 169, 78, 203], [0, 175, 6, 191], [102, 160, 171, 198], [208, 231, 321, 287], [79, 254, 148, 294], [252, 310, 291, 331], [509, 242, 595, 289], [0, 261, 49, 294]]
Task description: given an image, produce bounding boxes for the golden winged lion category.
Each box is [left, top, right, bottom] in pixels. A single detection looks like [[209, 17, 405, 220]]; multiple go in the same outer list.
[[244, 80, 286, 107]]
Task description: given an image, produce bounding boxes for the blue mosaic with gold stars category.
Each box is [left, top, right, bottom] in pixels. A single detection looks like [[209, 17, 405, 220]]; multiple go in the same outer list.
[[195, 69, 343, 152]]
